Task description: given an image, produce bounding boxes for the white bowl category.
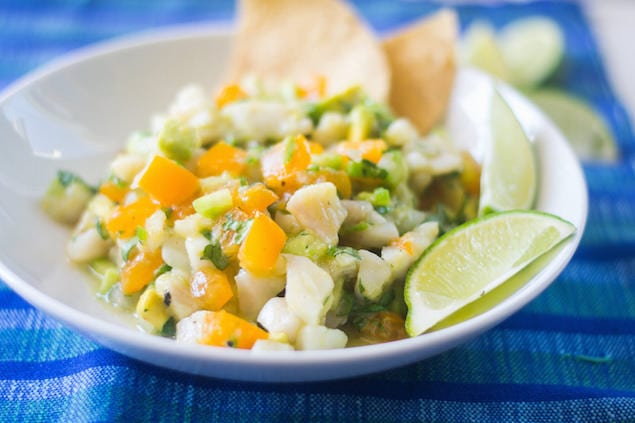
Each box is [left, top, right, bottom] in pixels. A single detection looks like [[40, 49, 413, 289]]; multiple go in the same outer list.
[[0, 25, 587, 382]]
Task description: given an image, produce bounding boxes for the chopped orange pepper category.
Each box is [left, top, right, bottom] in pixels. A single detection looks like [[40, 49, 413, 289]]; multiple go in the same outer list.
[[335, 139, 387, 164], [190, 267, 233, 311], [169, 200, 196, 222], [137, 155, 199, 206], [105, 196, 159, 239], [308, 142, 324, 155], [120, 249, 164, 295], [196, 310, 268, 349], [99, 180, 128, 203], [238, 213, 286, 275], [389, 237, 414, 256], [237, 183, 279, 215], [261, 135, 312, 192], [215, 83, 247, 109], [262, 168, 351, 199], [196, 141, 248, 178]]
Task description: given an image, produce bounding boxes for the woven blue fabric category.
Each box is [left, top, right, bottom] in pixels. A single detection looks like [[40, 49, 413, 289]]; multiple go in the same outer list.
[[1, 1, 634, 422]]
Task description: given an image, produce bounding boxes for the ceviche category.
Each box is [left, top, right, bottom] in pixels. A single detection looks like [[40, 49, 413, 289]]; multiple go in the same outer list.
[[42, 78, 482, 351]]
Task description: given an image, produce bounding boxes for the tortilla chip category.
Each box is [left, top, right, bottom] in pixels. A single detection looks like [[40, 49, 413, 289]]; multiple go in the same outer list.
[[226, 0, 390, 101], [383, 9, 458, 135]]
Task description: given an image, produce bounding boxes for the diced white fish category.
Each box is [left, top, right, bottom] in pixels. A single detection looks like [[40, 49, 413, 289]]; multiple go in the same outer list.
[[155, 269, 197, 321], [286, 182, 347, 246], [67, 228, 111, 263], [235, 269, 286, 321], [144, 210, 167, 252], [295, 325, 348, 350], [257, 297, 303, 344], [221, 99, 313, 141], [251, 339, 294, 352], [175, 310, 208, 344], [284, 254, 334, 325], [161, 234, 190, 271], [381, 221, 439, 280], [355, 250, 393, 302]]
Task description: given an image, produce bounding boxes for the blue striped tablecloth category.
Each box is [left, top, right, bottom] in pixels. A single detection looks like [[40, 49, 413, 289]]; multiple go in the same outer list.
[[1, 1, 634, 421]]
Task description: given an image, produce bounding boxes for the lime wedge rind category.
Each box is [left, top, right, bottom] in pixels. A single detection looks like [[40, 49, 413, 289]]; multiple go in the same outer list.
[[404, 210, 576, 337]]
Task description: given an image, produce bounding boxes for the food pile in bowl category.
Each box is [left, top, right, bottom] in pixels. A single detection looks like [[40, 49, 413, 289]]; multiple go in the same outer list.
[[41, 0, 576, 351]]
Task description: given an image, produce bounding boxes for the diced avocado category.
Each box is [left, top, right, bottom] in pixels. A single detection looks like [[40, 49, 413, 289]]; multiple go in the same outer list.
[[363, 99, 394, 133], [193, 189, 234, 219], [356, 187, 391, 208], [378, 150, 408, 189], [99, 269, 120, 295], [89, 258, 120, 294], [346, 159, 388, 180], [158, 119, 197, 162], [347, 105, 375, 142], [306, 86, 365, 124], [136, 287, 171, 332], [384, 205, 427, 235], [283, 230, 329, 261], [311, 152, 346, 170], [41, 170, 95, 225]]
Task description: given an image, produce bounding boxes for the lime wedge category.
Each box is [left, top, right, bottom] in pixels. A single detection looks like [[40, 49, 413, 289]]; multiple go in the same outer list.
[[404, 210, 576, 336], [529, 89, 618, 162], [498, 17, 564, 89], [431, 241, 563, 331], [460, 22, 509, 81], [479, 89, 537, 215]]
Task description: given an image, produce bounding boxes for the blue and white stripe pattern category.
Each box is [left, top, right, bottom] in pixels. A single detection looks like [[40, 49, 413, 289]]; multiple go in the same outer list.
[[1, 1, 634, 421]]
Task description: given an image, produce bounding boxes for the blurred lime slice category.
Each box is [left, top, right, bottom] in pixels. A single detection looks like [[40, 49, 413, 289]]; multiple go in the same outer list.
[[404, 210, 576, 336], [460, 21, 509, 81], [498, 17, 564, 88], [529, 89, 618, 162], [479, 89, 537, 215]]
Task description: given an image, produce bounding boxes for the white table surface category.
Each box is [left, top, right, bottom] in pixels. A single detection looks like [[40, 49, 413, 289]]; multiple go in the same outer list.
[[586, 1, 635, 123]]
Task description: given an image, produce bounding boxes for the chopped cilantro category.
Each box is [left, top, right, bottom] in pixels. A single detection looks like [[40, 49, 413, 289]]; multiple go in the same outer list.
[[154, 264, 172, 279], [162, 207, 174, 219], [283, 136, 297, 165], [222, 214, 252, 244], [160, 317, 176, 338], [121, 237, 139, 262], [341, 221, 369, 234], [327, 246, 361, 260], [57, 170, 78, 188], [347, 159, 388, 180], [95, 218, 109, 240], [57, 170, 96, 192], [201, 241, 229, 270]]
